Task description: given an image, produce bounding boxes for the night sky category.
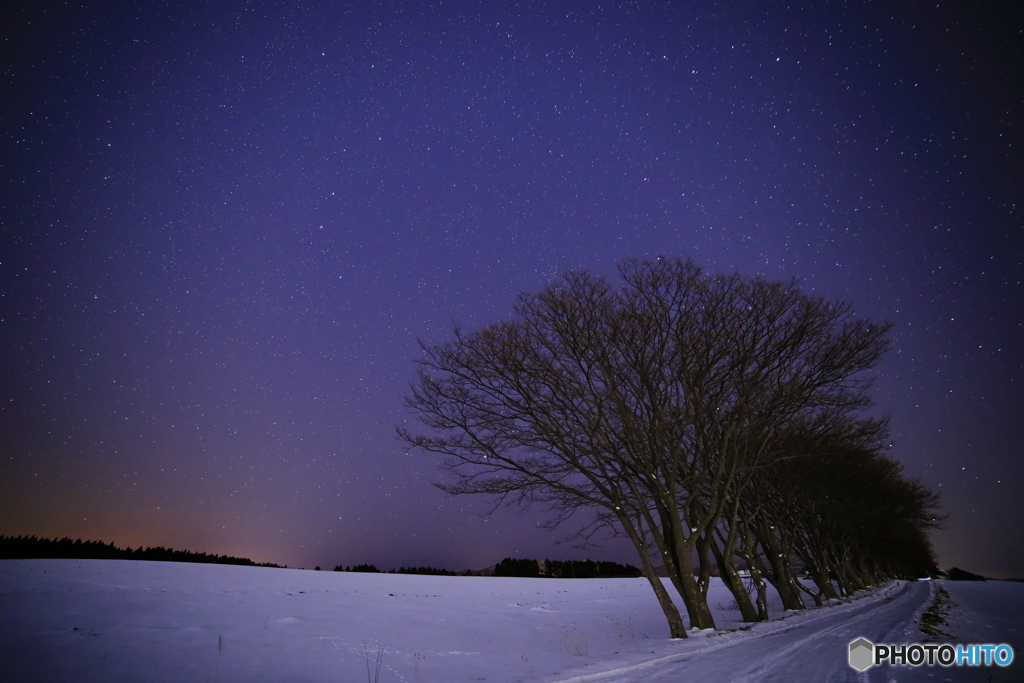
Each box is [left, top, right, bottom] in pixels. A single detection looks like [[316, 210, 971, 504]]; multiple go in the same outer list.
[[2, 1, 1021, 577]]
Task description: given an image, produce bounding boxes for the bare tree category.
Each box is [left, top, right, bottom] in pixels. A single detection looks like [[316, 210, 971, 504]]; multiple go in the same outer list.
[[398, 269, 690, 637], [784, 446, 941, 592], [399, 258, 892, 636]]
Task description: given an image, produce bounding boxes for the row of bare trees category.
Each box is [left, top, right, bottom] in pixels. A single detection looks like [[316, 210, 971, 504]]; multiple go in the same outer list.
[[399, 258, 939, 638]]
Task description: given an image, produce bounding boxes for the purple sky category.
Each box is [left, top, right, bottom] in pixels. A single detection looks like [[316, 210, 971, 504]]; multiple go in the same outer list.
[[2, 1, 1021, 576]]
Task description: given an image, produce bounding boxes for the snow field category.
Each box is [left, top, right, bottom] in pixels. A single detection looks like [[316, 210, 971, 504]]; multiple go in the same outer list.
[[0, 558, 789, 682], [3, 559, 1021, 682]]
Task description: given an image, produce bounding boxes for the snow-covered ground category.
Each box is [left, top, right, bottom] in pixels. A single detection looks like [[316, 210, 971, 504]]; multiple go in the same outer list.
[[1, 559, 1021, 682]]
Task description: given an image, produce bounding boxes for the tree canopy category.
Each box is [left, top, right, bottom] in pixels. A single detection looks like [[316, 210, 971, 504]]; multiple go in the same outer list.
[[400, 257, 938, 637]]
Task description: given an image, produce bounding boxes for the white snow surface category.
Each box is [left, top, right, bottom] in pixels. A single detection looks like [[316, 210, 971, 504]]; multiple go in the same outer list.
[[1, 559, 1021, 682]]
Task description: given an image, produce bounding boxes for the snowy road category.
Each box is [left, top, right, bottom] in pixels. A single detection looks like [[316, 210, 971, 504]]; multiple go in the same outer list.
[[556, 581, 940, 683], [658, 582, 928, 683], [555, 579, 1024, 683]]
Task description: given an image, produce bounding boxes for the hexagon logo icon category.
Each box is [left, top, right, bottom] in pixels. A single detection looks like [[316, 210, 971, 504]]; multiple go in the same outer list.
[[849, 637, 874, 671]]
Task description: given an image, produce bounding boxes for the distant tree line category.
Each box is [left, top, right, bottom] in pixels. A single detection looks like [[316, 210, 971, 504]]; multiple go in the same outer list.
[[330, 559, 640, 577], [401, 258, 942, 638], [947, 567, 986, 581], [492, 557, 541, 577], [332, 564, 457, 575], [335, 565, 385, 573], [493, 557, 641, 578], [395, 565, 457, 576], [0, 535, 282, 567], [546, 559, 641, 579]]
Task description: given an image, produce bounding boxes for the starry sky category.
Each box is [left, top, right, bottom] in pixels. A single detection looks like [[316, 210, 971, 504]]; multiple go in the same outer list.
[[2, 1, 1021, 577]]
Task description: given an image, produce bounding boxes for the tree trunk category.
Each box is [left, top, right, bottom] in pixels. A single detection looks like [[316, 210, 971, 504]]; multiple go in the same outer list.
[[709, 531, 760, 622], [641, 562, 688, 639], [621, 515, 688, 638], [696, 532, 713, 597], [753, 521, 806, 611], [749, 562, 770, 621], [673, 541, 717, 630], [796, 579, 823, 606], [806, 547, 840, 600]]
